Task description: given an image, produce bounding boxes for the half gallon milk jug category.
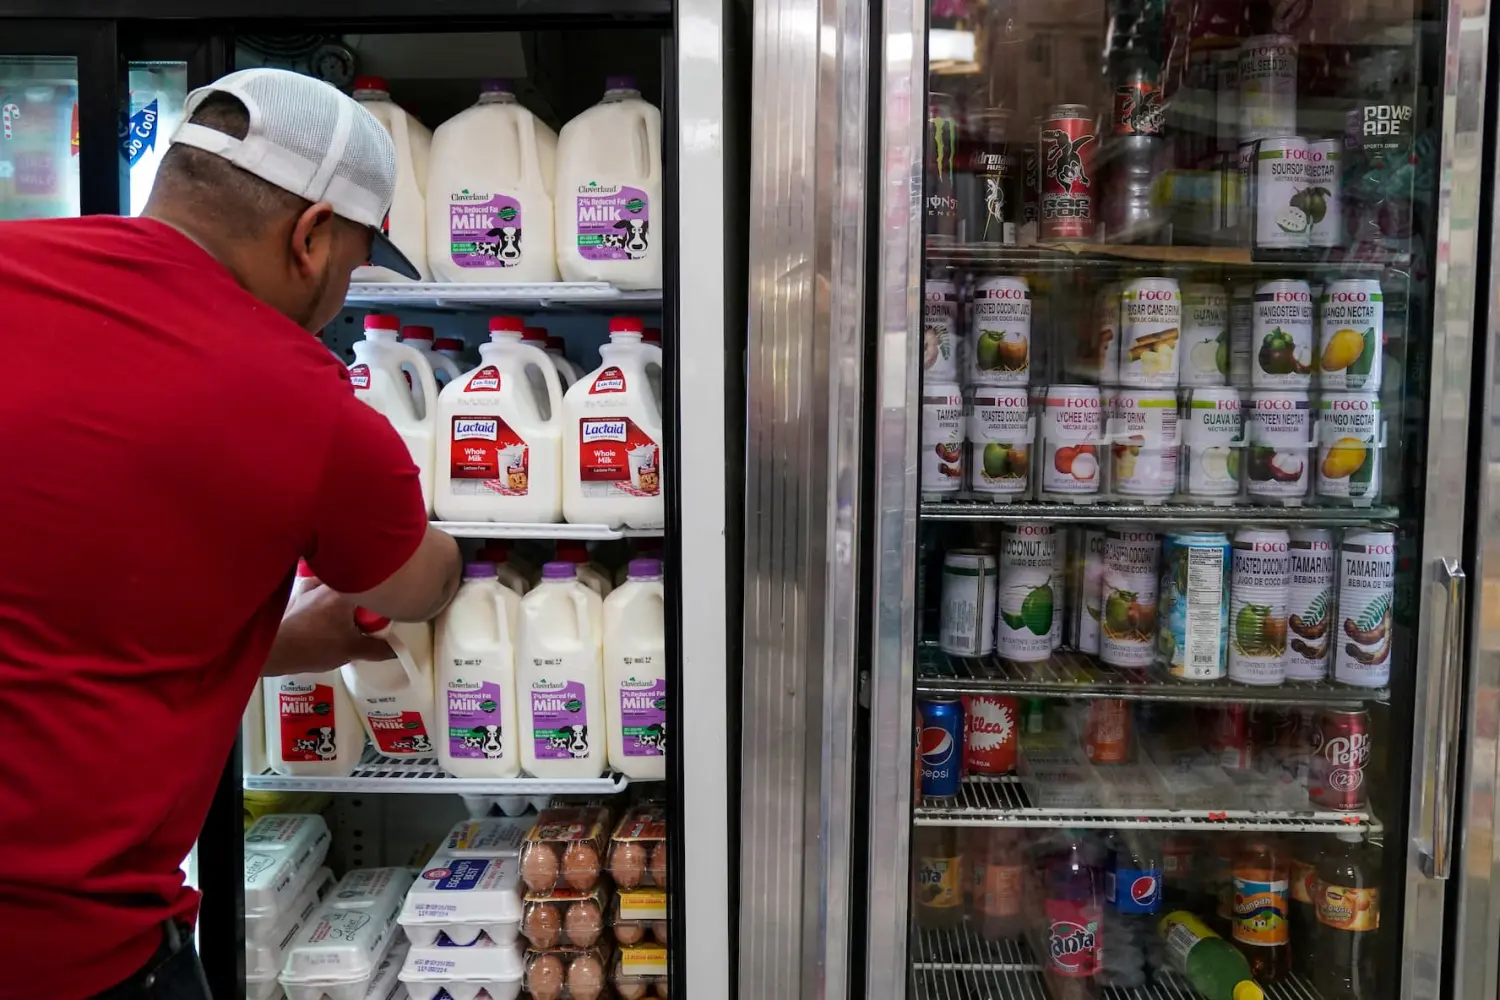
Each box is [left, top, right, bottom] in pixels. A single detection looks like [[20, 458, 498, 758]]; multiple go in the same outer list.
[[555, 77, 662, 290], [426, 79, 559, 284], [402, 325, 465, 390], [435, 316, 564, 523], [556, 541, 613, 597], [435, 337, 473, 371], [351, 76, 432, 282], [517, 562, 605, 778], [242, 680, 267, 777], [603, 558, 666, 779], [563, 317, 665, 529], [349, 314, 440, 514], [546, 336, 582, 387], [266, 562, 363, 776], [435, 562, 523, 778], [477, 542, 532, 595], [343, 610, 438, 759], [525, 326, 579, 389]]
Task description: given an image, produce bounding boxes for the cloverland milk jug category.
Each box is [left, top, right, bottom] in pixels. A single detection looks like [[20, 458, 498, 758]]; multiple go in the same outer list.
[[351, 76, 432, 282], [242, 680, 267, 777], [436, 562, 523, 778], [349, 314, 439, 514], [604, 558, 666, 779], [402, 325, 465, 391], [518, 562, 606, 778], [555, 77, 662, 290], [426, 79, 559, 284], [563, 317, 665, 529], [343, 610, 438, 759], [435, 315, 564, 523]]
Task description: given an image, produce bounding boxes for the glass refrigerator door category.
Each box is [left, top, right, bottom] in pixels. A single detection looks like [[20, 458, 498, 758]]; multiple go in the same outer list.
[[864, 0, 1490, 997]]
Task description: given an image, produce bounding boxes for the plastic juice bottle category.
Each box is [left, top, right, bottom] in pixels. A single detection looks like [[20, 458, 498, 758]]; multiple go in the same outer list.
[[434, 337, 472, 372], [351, 76, 432, 282], [1313, 831, 1380, 1000], [1041, 832, 1104, 998], [546, 335, 582, 387], [435, 562, 522, 778], [1160, 911, 1266, 1000], [349, 314, 440, 514], [434, 315, 564, 523], [555, 76, 662, 289], [401, 325, 465, 391], [556, 540, 613, 597], [342, 610, 437, 759], [1231, 838, 1291, 982], [425, 78, 559, 284], [972, 828, 1025, 941], [517, 561, 606, 778], [603, 558, 665, 779], [562, 317, 665, 529]]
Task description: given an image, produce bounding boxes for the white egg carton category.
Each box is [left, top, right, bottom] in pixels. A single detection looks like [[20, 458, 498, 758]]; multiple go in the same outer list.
[[324, 867, 417, 914], [248, 869, 335, 988], [245, 815, 332, 927], [440, 818, 530, 859], [399, 856, 523, 947], [279, 870, 413, 1000], [399, 935, 525, 1000], [250, 866, 334, 946]]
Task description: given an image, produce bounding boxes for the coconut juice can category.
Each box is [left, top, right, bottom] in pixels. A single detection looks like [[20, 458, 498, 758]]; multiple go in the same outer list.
[[1334, 531, 1396, 688], [921, 381, 965, 499], [1070, 528, 1107, 655], [1286, 528, 1336, 681], [1108, 388, 1179, 501], [1238, 35, 1298, 142], [940, 548, 999, 657], [1100, 526, 1161, 669], [1318, 280, 1383, 391], [998, 523, 1059, 662], [1181, 283, 1230, 386], [1246, 390, 1312, 503], [968, 275, 1032, 386], [1305, 138, 1343, 249], [1251, 278, 1313, 388], [1159, 531, 1232, 680], [967, 388, 1032, 499], [1051, 529, 1068, 650], [1041, 384, 1103, 498], [1316, 393, 1382, 503], [1119, 277, 1183, 387], [1247, 136, 1311, 251], [1228, 528, 1292, 686], [924, 278, 959, 381], [1181, 387, 1243, 500]]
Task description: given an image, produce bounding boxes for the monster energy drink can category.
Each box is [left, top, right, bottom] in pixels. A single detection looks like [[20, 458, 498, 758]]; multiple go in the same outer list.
[[926, 92, 960, 244]]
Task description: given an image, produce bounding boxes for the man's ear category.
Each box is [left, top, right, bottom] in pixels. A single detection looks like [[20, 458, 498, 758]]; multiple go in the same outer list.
[[289, 201, 337, 275]]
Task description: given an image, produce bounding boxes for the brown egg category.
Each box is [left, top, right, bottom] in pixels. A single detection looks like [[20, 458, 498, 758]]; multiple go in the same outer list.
[[521, 843, 560, 891], [614, 918, 644, 944], [562, 841, 601, 890], [522, 903, 561, 949], [616, 982, 647, 1000], [527, 953, 565, 1000], [568, 954, 605, 1000], [656, 981, 669, 999], [652, 920, 669, 944], [648, 843, 667, 886], [564, 899, 603, 947], [610, 841, 649, 889]]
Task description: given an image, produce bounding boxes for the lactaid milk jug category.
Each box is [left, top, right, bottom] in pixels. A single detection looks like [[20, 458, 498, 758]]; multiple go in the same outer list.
[[402, 325, 465, 391]]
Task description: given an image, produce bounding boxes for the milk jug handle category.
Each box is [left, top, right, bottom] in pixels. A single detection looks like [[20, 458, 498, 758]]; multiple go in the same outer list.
[[638, 107, 661, 183], [390, 341, 441, 416], [354, 610, 425, 689], [518, 115, 543, 190], [519, 343, 565, 422], [643, 343, 664, 415], [572, 590, 597, 645], [491, 591, 514, 647]]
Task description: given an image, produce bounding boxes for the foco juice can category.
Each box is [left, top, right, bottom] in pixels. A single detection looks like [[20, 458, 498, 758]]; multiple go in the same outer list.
[[1247, 136, 1311, 251], [967, 388, 1032, 499], [939, 548, 998, 657], [1228, 527, 1291, 686], [1100, 526, 1160, 669], [1119, 277, 1182, 387], [1050, 530, 1068, 650], [1091, 282, 1121, 385], [1286, 528, 1335, 681], [968, 275, 1031, 386], [1238, 35, 1298, 142], [1159, 531, 1231, 680], [1246, 390, 1312, 503], [1180, 387, 1242, 500], [1039, 104, 1097, 242], [920, 381, 964, 498], [1334, 531, 1396, 688], [1070, 528, 1107, 655], [1229, 282, 1254, 388], [1180, 283, 1229, 387], [1305, 138, 1343, 249], [924, 278, 959, 381], [1251, 278, 1313, 388], [1107, 389, 1179, 501], [1318, 280, 1383, 391], [998, 523, 1058, 663], [1316, 393, 1382, 503], [1041, 384, 1102, 497]]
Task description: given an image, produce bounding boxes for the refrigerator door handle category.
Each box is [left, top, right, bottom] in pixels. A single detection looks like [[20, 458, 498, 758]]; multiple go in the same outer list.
[[1422, 557, 1466, 880]]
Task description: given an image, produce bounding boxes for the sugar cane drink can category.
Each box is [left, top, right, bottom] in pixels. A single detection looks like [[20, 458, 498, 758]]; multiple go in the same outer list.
[[1334, 532, 1395, 688], [1107, 389, 1179, 501], [1286, 529, 1335, 681], [1039, 105, 1097, 242], [998, 523, 1058, 662], [940, 548, 998, 657], [1229, 528, 1292, 686], [1100, 526, 1160, 668], [1119, 277, 1182, 387], [1159, 531, 1232, 680]]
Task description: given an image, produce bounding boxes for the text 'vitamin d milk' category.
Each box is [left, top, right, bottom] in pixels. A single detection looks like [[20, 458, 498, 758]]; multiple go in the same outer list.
[[563, 317, 665, 529], [555, 77, 662, 290], [351, 77, 432, 282], [436, 562, 522, 778], [518, 562, 605, 778], [427, 79, 558, 284], [266, 563, 363, 776], [342, 610, 437, 759], [604, 558, 666, 779], [349, 314, 439, 514]]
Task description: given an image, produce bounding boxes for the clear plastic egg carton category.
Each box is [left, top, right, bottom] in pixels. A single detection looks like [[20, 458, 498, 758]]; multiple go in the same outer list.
[[518, 807, 612, 896], [279, 869, 413, 1000], [607, 890, 667, 947], [611, 944, 667, 1000], [399, 855, 523, 947], [520, 885, 607, 950], [605, 805, 666, 890], [399, 934, 525, 1000], [522, 943, 612, 1000]]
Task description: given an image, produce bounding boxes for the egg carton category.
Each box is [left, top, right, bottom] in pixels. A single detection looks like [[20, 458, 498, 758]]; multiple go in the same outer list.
[[522, 943, 612, 1000], [280, 870, 412, 1000], [400, 856, 523, 947], [608, 890, 667, 947], [519, 807, 612, 895], [399, 935, 524, 1000], [248, 869, 335, 986], [606, 805, 667, 891], [440, 817, 531, 859], [613, 944, 667, 1000], [245, 815, 333, 931], [282, 938, 407, 1000], [521, 885, 607, 950]]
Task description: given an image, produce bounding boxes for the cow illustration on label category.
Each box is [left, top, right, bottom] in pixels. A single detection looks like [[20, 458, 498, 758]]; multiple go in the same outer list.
[[366, 710, 433, 756], [576, 183, 651, 261], [448, 190, 523, 268], [450, 416, 530, 497], [446, 680, 506, 760]]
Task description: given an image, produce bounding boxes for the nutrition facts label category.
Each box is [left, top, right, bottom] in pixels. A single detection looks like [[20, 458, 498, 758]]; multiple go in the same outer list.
[[1187, 548, 1225, 676]]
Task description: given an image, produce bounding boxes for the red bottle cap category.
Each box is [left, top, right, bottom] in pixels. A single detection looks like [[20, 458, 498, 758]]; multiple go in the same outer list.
[[353, 608, 391, 634], [608, 316, 645, 335], [364, 314, 400, 332], [522, 326, 548, 342], [489, 316, 525, 334], [401, 325, 435, 342], [353, 76, 389, 92]]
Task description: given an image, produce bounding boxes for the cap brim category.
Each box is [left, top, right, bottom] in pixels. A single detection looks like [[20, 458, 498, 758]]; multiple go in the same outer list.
[[368, 229, 422, 280]]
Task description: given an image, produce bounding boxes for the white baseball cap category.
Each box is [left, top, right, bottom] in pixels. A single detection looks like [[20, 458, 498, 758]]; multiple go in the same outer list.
[[168, 67, 420, 279]]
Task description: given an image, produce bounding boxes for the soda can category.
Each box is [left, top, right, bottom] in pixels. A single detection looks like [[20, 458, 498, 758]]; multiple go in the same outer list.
[[1334, 531, 1396, 688], [1159, 532, 1231, 680], [1316, 393, 1382, 503], [1212, 704, 1255, 771], [1309, 708, 1371, 810], [1039, 104, 1097, 242], [1228, 528, 1291, 686], [1100, 526, 1160, 668], [963, 694, 1019, 774], [1238, 35, 1298, 142], [923, 278, 959, 382], [1246, 136, 1311, 251], [1305, 138, 1343, 249], [1180, 283, 1229, 386], [1119, 277, 1182, 387], [1180, 386, 1242, 501], [1107, 389, 1179, 500], [1318, 279, 1383, 391], [926, 92, 960, 244], [958, 109, 1021, 246], [1041, 384, 1103, 497], [920, 381, 964, 499], [1246, 390, 1312, 503], [1251, 278, 1314, 388], [917, 696, 965, 801], [968, 275, 1031, 385], [1070, 528, 1107, 655], [998, 523, 1058, 662], [967, 388, 1032, 499], [1228, 282, 1254, 388], [1084, 698, 1132, 763], [939, 548, 998, 657], [1286, 529, 1335, 681]]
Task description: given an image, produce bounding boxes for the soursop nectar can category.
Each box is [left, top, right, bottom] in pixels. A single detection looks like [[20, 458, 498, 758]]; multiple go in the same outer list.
[[1247, 136, 1312, 252]]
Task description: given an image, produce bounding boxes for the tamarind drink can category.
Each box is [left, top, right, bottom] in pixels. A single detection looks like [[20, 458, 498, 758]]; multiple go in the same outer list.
[[924, 278, 959, 382], [1228, 528, 1291, 686], [1100, 526, 1161, 669], [920, 382, 965, 499], [1334, 531, 1396, 688], [1286, 529, 1335, 682]]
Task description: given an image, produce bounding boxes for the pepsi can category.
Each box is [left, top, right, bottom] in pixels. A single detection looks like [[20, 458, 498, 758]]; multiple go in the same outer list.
[[918, 697, 964, 801], [1107, 834, 1163, 915]]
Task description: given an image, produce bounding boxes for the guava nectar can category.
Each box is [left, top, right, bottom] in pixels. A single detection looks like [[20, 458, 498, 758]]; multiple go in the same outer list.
[[940, 548, 998, 657], [1180, 283, 1229, 387], [1286, 528, 1335, 682], [997, 523, 1058, 662], [1099, 526, 1160, 669], [1039, 104, 1097, 242], [1159, 532, 1231, 680], [968, 275, 1032, 386], [1180, 387, 1242, 500], [1228, 527, 1291, 686], [967, 388, 1032, 499]]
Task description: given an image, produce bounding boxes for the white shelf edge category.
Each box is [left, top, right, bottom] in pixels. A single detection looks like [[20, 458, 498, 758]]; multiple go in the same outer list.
[[345, 282, 664, 309], [243, 770, 634, 796], [431, 520, 664, 540]]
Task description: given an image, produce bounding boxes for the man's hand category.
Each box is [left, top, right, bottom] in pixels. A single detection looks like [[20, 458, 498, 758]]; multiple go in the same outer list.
[[263, 582, 395, 677]]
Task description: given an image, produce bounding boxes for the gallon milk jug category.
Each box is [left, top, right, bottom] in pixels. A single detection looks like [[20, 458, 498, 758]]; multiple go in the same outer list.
[[349, 314, 440, 514], [435, 562, 523, 778], [604, 558, 666, 779], [426, 79, 559, 284], [563, 316, 665, 529], [266, 561, 364, 776], [402, 325, 465, 391], [555, 77, 662, 290], [517, 561, 605, 778], [343, 610, 438, 759], [546, 336, 582, 387], [435, 337, 473, 371], [525, 326, 580, 390], [241, 679, 267, 777], [351, 76, 432, 282], [556, 540, 613, 597], [434, 315, 564, 523]]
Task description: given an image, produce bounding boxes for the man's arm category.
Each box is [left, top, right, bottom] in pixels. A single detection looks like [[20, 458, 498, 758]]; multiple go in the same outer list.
[[263, 580, 398, 676], [345, 523, 462, 622]]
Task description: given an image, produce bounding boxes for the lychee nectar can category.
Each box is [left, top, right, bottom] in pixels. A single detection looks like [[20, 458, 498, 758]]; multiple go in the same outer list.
[[1041, 384, 1103, 498]]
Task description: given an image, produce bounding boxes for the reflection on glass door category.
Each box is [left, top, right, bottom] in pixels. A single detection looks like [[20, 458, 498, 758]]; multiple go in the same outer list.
[[124, 62, 187, 216], [0, 56, 79, 220]]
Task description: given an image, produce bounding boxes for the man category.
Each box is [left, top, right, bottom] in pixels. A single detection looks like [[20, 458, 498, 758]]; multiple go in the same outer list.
[[0, 69, 462, 998]]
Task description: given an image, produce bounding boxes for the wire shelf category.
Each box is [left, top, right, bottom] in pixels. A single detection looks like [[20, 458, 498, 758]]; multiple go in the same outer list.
[[917, 648, 1387, 706], [344, 282, 662, 311], [923, 241, 1407, 275], [431, 520, 664, 540], [914, 777, 1373, 832], [920, 499, 1402, 527], [912, 924, 1039, 971], [910, 965, 1327, 1000], [243, 747, 633, 796]]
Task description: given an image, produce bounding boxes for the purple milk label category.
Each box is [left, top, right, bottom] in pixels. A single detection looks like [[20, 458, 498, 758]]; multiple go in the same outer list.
[[529, 680, 590, 759], [445, 681, 505, 759], [619, 676, 666, 757], [448, 189, 523, 268], [576, 183, 651, 261]]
